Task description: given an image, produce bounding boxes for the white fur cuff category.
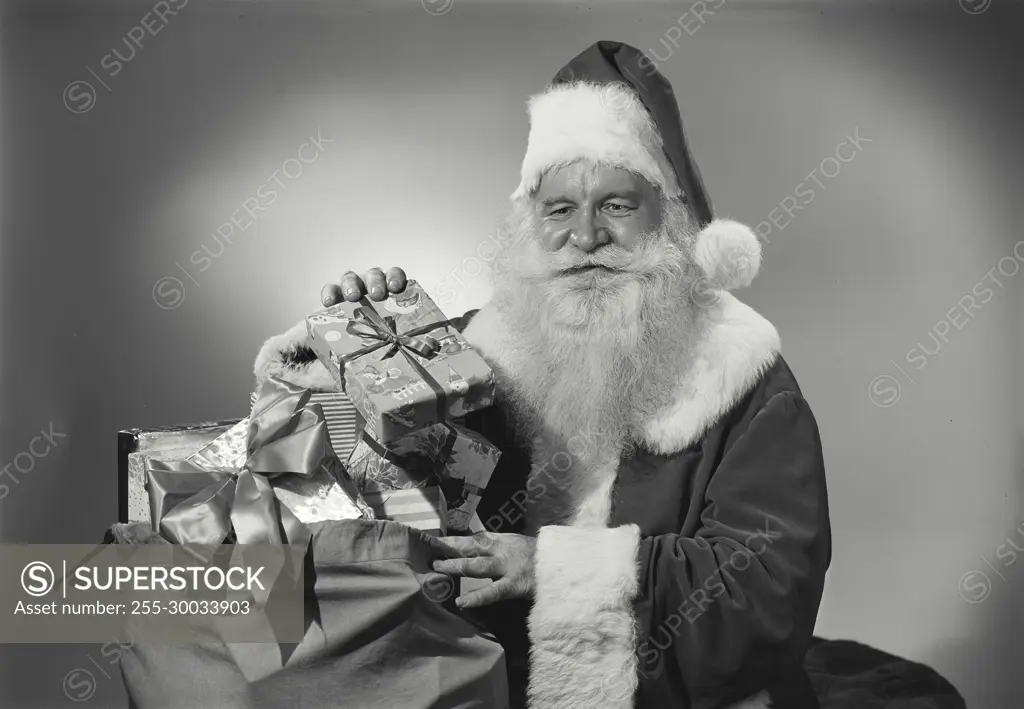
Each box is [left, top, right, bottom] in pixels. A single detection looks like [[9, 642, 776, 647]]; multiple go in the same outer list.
[[253, 319, 337, 392], [528, 524, 642, 709]]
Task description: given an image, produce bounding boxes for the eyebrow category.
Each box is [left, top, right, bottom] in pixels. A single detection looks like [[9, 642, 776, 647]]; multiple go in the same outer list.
[[539, 190, 641, 207], [603, 190, 641, 202]]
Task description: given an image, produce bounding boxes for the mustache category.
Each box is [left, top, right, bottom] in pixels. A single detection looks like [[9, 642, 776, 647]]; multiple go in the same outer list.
[[543, 237, 688, 278], [548, 247, 637, 273]]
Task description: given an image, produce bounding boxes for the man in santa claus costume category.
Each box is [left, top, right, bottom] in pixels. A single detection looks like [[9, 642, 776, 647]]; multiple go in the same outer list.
[[256, 41, 830, 709]]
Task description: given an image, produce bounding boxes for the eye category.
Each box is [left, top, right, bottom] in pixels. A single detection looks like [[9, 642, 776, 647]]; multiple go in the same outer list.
[[603, 201, 636, 215], [546, 205, 574, 218]]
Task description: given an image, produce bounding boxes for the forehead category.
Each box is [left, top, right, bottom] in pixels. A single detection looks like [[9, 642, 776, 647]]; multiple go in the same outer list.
[[534, 161, 657, 200]]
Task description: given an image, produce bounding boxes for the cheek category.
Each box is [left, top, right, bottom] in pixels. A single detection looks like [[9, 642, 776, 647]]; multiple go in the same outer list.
[[539, 222, 573, 251], [612, 208, 661, 249], [608, 223, 644, 250]]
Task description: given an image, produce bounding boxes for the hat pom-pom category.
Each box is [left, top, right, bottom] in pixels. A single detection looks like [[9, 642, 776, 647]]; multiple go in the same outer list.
[[693, 219, 762, 291]]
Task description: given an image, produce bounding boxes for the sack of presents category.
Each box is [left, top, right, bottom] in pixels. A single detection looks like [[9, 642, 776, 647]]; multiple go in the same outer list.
[[110, 281, 509, 708]]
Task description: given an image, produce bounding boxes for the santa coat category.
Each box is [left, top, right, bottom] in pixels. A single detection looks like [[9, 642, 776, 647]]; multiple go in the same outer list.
[[255, 290, 831, 709]]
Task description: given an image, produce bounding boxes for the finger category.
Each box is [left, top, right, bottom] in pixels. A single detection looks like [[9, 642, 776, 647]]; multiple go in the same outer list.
[[432, 556, 504, 579], [423, 536, 465, 561], [363, 268, 387, 301], [424, 534, 477, 557], [456, 578, 516, 609], [321, 283, 345, 307], [429, 535, 490, 558], [386, 267, 407, 294], [469, 532, 503, 554], [340, 272, 365, 302]]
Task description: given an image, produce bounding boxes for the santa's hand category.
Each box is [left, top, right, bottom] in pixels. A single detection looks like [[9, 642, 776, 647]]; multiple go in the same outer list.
[[428, 532, 536, 608], [321, 267, 407, 305]]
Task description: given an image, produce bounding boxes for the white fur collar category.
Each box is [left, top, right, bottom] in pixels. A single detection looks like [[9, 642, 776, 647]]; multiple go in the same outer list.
[[463, 292, 780, 456]]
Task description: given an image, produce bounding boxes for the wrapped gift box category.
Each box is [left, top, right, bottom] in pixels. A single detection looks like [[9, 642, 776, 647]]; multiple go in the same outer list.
[[176, 415, 374, 525], [119, 419, 242, 524], [347, 423, 500, 533], [306, 280, 495, 443], [362, 487, 447, 537]]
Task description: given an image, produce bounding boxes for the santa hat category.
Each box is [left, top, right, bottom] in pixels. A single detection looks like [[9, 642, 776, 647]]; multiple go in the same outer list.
[[512, 40, 760, 291]]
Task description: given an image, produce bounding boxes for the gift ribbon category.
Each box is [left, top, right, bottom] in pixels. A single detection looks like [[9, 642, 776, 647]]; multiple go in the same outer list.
[[341, 299, 452, 428], [145, 377, 331, 562], [344, 306, 444, 361]]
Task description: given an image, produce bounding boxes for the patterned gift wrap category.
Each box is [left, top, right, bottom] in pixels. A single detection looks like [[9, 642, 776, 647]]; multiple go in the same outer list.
[[184, 416, 373, 525], [347, 423, 501, 533], [119, 420, 242, 524], [306, 280, 495, 444], [362, 487, 447, 537]]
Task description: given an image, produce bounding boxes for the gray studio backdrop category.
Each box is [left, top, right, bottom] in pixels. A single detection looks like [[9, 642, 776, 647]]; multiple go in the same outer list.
[[1, 0, 1022, 707]]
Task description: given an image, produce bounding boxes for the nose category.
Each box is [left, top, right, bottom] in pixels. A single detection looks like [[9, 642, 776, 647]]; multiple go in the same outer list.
[[569, 211, 609, 253]]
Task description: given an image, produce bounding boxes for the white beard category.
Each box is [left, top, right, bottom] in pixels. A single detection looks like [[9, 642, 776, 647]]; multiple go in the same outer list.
[[487, 195, 702, 528]]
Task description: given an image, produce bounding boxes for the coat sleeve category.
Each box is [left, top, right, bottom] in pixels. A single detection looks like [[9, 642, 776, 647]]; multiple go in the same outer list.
[[527, 391, 830, 709]]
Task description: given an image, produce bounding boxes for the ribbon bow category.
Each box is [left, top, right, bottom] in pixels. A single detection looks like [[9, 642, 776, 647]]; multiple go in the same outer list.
[[145, 377, 332, 556], [343, 305, 447, 363]]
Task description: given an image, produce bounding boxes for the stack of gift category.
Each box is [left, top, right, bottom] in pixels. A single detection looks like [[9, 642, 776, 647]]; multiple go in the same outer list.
[[306, 280, 501, 536]]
